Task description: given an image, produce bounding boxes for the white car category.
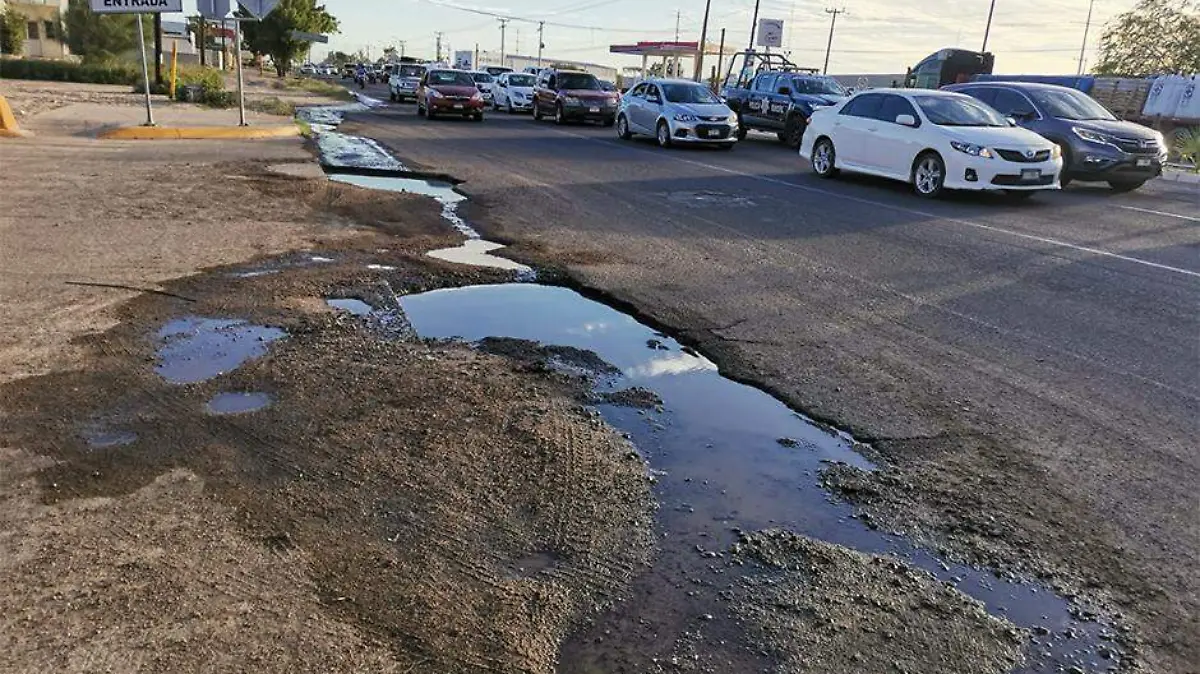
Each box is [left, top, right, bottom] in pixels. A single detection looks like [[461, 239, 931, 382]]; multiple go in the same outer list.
[[800, 88, 1062, 199], [493, 71, 537, 113], [468, 71, 497, 105]]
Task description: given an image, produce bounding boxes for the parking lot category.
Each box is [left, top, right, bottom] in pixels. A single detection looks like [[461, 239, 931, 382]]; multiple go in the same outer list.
[[342, 81, 1199, 671]]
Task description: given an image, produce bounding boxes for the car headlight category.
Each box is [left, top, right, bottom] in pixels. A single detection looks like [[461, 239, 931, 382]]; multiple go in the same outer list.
[[950, 141, 994, 158], [563, 96, 581, 105], [470, 92, 483, 102], [674, 113, 697, 122], [428, 89, 444, 99], [1072, 126, 1115, 145], [1050, 144, 1062, 159], [728, 115, 739, 125]]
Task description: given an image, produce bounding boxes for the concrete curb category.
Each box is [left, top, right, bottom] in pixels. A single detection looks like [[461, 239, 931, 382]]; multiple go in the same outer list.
[[1160, 169, 1200, 186], [0, 95, 33, 138], [98, 124, 301, 140]]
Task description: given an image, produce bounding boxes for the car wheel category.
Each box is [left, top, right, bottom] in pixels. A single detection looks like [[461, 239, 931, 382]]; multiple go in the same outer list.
[[811, 137, 838, 178], [1108, 179, 1146, 193], [616, 114, 633, 140], [416, 101, 425, 117], [1005, 190, 1036, 200], [784, 116, 806, 148], [1056, 142, 1074, 187], [507, 101, 515, 114], [426, 102, 437, 120], [656, 120, 672, 148], [533, 101, 543, 121], [736, 117, 748, 141], [555, 104, 566, 125], [912, 152, 946, 198]]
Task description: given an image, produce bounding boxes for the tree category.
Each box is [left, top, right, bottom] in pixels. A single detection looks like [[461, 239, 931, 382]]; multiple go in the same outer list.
[[325, 50, 354, 66], [0, 8, 27, 57], [1094, 0, 1200, 75], [237, 0, 338, 77], [63, 0, 145, 64]]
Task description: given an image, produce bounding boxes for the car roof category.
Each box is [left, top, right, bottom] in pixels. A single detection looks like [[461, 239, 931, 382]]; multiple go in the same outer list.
[[644, 77, 706, 85], [948, 81, 1075, 92]]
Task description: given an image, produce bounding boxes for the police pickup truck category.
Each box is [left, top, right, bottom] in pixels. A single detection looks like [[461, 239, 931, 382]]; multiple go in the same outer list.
[[721, 70, 849, 147]]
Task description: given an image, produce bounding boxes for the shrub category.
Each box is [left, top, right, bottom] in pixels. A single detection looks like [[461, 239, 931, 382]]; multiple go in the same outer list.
[[1173, 127, 1200, 169], [0, 58, 139, 85], [173, 65, 224, 95]]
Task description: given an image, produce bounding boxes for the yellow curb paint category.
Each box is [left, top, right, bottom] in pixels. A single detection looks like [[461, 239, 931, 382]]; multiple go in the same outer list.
[[98, 124, 301, 140]]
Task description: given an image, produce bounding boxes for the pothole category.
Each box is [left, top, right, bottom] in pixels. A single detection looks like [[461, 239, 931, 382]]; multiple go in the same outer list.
[[80, 426, 137, 449], [396, 282, 1122, 674], [155, 317, 286, 385], [206, 392, 273, 415]]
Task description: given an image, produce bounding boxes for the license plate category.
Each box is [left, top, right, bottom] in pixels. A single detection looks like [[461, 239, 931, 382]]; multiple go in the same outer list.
[[453, 104, 463, 109], [698, 129, 710, 138], [589, 106, 600, 113], [1021, 169, 1041, 181], [1136, 158, 1151, 167]]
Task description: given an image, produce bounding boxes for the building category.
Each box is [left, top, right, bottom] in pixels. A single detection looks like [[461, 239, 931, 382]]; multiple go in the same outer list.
[[1, 0, 69, 59]]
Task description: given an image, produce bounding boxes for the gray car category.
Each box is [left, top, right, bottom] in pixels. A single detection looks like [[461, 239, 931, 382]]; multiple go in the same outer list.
[[616, 78, 738, 149], [945, 81, 1166, 192]]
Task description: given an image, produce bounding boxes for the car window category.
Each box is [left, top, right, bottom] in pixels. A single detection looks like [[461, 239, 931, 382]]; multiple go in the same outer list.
[[913, 94, 1008, 126], [509, 74, 535, 87], [547, 74, 557, 89], [398, 65, 424, 78], [991, 89, 1032, 116], [877, 94, 919, 125], [753, 74, 777, 93], [1027, 88, 1115, 121], [427, 71, 475, 87], [559, 72, 600, 90], [645, 84, 661, 101], [629, 83, 647, 98], [840, 93, 884, 118], [662, 83, 722, 104], [471, 72, 494, 83], [958, 87, 996, 107], [792, 76, 847, 96]]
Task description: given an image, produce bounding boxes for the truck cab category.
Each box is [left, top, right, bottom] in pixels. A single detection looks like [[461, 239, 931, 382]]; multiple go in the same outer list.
[[722, 62, 847, 147]]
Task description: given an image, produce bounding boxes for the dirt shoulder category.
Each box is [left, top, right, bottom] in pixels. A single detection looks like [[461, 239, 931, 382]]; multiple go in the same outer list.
[[0, 109, 654, 672]]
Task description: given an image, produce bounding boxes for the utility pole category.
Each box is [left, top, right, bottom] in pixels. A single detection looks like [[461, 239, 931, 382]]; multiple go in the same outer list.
[[748, 0, 761, 49], [694, 0, 712, 82], [822, 8, 845, 75], [498, 18, 509, 66], [435, 32, 443, 62], [674, 10, 681, 42], [399, 40, 406, 60], [153, 12, 164, 86], [537, 21, 545, 69], [716, 27, 725, 87], [1077, 0, 1095, 75], [515, 27, 520, 55], [981, 0, 997, 53]]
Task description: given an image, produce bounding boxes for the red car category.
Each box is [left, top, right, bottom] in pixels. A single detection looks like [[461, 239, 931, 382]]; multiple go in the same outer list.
[[417, 69, 486, 121]]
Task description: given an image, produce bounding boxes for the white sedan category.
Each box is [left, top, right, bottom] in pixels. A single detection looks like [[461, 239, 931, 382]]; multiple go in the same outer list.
[[493, 72, 537, 113], [800, 88, 1062, 198]]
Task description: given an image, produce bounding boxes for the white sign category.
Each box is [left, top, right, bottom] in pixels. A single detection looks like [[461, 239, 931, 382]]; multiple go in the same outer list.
[[756, 18, 784, 48], [237, 0, 280, 19], [453, 50, 473, 70], [197, 0, 231, 19], [89, 0, 183, 13]]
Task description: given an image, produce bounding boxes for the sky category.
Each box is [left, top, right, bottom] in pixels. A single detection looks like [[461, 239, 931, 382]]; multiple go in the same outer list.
[[172, 0, 1138, 75]]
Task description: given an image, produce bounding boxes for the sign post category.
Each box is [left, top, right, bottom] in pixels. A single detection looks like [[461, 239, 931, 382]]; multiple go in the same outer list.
[[89, 0, 184, 127], [234, 17, 246, 126]]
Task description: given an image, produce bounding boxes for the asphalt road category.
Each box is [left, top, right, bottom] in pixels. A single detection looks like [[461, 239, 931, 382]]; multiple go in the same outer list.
[[343, 85, 1199, 671]]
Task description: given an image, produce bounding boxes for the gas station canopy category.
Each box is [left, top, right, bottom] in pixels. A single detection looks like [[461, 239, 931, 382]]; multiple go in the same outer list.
[[609, 41, 723, 58]]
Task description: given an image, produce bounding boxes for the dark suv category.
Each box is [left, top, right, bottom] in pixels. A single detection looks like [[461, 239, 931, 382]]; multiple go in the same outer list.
[[533, 69, 618, 126], [944, 81, 1166, 192]]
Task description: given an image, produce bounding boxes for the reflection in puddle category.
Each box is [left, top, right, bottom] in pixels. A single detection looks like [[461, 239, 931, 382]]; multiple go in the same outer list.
[[327, 298, 374, 316], [427, 239, 532, 273], [155, 317, 286, 384], [328, 174, 476, 236], [399, 284, 1118, 674], [206, 392, 273, 415]]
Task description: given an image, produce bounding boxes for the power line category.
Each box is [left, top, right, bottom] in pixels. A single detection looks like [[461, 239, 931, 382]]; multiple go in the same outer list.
[[417, 0, 676, 34]]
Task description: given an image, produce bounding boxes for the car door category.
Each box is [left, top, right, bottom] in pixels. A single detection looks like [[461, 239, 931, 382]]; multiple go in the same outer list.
[[495, 74, 508, 106], [636, 84, 663, 131], [744, 73, 776, 127], [864, 94, 924, 176], [624, 83, 648, 132], [830, 93, 884, 167]]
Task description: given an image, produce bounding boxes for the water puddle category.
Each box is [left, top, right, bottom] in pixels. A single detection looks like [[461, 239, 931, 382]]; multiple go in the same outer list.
[[206, 392, 273, 415], [155, 317, 286, 384], [316, 132, 407, 171], [327, 298, 374, 316], [81, 425, 137, 449], [398, 283, 1121, 674]]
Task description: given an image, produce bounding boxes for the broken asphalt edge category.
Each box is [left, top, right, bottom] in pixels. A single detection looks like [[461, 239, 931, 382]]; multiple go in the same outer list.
[[98, 124, 301, 141]]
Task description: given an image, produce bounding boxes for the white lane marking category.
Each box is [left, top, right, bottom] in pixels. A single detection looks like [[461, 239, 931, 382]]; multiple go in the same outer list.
[[1117, 205, 1200, 223], [551, 128, 1200, 280]]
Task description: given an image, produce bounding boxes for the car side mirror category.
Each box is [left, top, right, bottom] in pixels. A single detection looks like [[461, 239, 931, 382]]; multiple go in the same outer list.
[[895, 114, 917, 127], [1006, 116, 1018, 127], [778, 86, 791, 95], [648, 96, 661, 105]]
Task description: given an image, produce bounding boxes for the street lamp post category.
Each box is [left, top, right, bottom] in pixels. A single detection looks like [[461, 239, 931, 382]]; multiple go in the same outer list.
[[981, 0, 997, 52]]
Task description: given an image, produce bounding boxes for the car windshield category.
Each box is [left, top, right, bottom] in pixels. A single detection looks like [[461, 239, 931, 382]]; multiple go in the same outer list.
[[662, 83, 722, 104], [1028, 88, 1115, 121], [398, 65, 424, 77], [559, 73, 600, 90], [471, 72, 494, 83], [429, 71, 475, 87], [508, 74, 535, 87], [914, 95, 1008, 126], [485, 67, 511, 76], [792, 77, 847, 96], [599, 80, 617, 91]]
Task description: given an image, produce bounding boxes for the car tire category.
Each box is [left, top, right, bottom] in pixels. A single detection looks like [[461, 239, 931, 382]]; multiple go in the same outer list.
[[554, 104, 566, 125], [616, 114, 633, 140], [507, 101, 515, 114], [426, 103, 437, 120], [416, 101, 425, 117], [912, 152, 947, 198], [1108, 179, 1146, 193], [656, 120, 673, 148], [533, 101, 543, 121], [736, 117, 748, 141], [811, 137, 838, 178], [784, 116, 806, 148], [1056, 142, 1074, 188]]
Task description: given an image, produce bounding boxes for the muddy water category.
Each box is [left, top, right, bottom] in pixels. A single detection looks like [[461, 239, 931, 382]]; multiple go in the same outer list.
[[206, 392, 273, 415], [399, 284, 1120, 674], [156, 317, 286, 385]]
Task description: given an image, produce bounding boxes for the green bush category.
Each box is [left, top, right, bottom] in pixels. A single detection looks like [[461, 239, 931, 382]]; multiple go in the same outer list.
[[173, 65, 224, 94], [200, 89, 238, 108], [0, 58, 138, 85]]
